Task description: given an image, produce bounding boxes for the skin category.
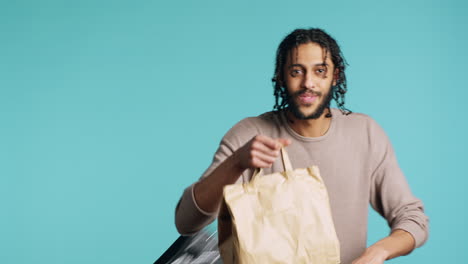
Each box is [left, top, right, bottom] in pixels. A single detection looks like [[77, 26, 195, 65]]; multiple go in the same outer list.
[[193, 42, 415, 263], [193, 135, 291, 214], [282, 42, 337, 137], [352, 229, 415, 263]]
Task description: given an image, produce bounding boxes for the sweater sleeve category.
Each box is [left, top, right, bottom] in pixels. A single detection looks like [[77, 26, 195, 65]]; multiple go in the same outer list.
[[368, 119, 429, 249], [174, 118, 259, 235], [174, 140, 234, 235]]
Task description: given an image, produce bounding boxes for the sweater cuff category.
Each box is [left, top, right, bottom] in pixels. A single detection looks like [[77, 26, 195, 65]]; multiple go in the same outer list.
[[392, 220, 429, 249], [175, 184, 217, 236], [190, 183, 219, 216]]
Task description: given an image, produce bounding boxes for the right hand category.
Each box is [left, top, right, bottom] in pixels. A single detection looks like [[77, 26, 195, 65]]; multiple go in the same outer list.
[[234, 135, 291, 169]]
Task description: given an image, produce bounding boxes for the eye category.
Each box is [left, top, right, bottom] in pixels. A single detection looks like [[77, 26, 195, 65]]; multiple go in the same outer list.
[[290, 69, 303, 77], [316, 67, 327, 77]]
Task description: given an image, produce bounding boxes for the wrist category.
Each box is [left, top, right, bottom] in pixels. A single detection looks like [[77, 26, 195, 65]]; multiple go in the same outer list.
[[365, 245, 390, 261], [231, 148, 247, 171]]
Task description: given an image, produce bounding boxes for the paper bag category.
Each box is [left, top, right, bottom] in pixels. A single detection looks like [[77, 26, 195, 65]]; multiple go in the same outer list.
[[218, 148, 340, 264]]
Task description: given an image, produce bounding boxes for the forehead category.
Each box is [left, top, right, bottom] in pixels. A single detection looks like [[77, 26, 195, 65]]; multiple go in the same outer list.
[[285, 42, 334, 67]]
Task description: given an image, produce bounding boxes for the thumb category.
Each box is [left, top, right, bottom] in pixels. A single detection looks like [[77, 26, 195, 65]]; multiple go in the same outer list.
[[277, 138, 292, 148]]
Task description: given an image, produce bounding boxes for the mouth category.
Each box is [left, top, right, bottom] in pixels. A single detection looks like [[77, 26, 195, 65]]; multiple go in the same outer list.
[[297, 92, 318, 104]]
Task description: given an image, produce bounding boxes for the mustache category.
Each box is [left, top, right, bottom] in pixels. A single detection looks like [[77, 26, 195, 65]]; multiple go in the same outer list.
[[292, 89, 322, 97]]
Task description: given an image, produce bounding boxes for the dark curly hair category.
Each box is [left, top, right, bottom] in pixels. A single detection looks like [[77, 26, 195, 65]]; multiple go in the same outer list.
[[272, 28, 351, 117]]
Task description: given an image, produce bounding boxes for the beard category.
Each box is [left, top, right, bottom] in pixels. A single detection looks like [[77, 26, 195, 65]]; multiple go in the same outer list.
[[287, 88, 333, 120]]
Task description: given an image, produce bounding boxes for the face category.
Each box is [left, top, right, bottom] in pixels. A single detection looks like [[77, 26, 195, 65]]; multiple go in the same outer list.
[[283, 42, 337, 120]]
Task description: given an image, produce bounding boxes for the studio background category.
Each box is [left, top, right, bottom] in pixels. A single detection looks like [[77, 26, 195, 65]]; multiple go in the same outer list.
[[1, 0, 466, 263]]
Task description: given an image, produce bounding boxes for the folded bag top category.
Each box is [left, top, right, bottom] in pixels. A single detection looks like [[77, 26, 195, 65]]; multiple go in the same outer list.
[[218, 147, 341, 264]]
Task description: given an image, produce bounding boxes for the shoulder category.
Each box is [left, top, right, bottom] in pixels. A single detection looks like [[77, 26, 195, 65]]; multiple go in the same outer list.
[[333, 108, 374, 125], [221, 111, 280, 148], [332, 109, 394, 170], [332, 108, 391, 156], [223, 111, 280, 138], [235, 111, 280, 128], [332, 108, 386, 136]]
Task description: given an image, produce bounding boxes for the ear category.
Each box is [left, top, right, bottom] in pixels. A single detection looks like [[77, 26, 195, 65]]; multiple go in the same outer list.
[[332, 69, 339, 86]]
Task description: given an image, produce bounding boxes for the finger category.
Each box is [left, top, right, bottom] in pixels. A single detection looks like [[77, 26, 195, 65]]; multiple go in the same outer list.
[[251, 150, 278, 165], [251, 140, 280, 157], [254, 135, 283, 150], [251, 157, 273, 168], [251, 155, 279, 168], [277, 138, 292, 147]]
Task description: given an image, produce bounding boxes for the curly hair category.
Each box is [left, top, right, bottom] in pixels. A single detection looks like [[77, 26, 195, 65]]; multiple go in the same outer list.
[[272, 28, 351, 117]]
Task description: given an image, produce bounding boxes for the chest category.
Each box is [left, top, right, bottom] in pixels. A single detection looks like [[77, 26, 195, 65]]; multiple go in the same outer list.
[[258, 141, 373, 208]]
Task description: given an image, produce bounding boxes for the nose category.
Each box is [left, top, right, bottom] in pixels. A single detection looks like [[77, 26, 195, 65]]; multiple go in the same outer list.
[[302, 72, 315, 90]]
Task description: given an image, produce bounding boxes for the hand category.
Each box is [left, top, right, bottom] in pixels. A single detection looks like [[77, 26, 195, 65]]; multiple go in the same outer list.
[[352, 246, 388, 264], [234, 135, 291, 169]]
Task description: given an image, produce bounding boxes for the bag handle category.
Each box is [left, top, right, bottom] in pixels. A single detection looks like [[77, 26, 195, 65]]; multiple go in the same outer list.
[[281, 147, 293, 172], [249, 147, 293, 182], [249, 168, 262, 182]]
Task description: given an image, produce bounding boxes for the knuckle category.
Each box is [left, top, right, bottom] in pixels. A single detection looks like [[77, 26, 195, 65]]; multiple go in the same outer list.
[[274, 142, 281, 149], [252, 158, 261, 168], [251, 141, 259, 150], [248, 150, 255, 160]]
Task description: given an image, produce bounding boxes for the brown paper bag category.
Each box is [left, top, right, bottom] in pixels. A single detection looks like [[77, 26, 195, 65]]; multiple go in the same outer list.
[[218, 148, 340, 264]]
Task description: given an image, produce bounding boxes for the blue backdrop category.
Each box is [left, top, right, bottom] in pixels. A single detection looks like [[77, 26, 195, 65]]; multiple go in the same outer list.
[[1, 0, 466, 263]]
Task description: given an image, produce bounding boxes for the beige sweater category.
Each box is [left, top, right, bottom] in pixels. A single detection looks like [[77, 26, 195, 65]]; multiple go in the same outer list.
[[175, 108, 429, 264]]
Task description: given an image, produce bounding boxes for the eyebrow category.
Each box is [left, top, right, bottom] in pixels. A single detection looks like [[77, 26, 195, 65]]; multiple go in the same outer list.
[[287, 63, 328, 69]]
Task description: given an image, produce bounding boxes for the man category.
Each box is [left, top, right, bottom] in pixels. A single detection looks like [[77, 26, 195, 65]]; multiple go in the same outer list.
[[175, 28, 429, 264]]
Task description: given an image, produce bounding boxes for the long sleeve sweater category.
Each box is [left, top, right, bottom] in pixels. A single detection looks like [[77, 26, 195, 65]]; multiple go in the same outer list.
[[175, 108, 429, 264]]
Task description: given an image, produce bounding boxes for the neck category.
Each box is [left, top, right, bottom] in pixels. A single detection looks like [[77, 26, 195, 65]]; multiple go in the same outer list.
[[285, 108, 332, 138]]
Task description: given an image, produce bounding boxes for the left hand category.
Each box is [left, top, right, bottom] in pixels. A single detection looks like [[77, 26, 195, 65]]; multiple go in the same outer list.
[[352, 246, 388, 264]]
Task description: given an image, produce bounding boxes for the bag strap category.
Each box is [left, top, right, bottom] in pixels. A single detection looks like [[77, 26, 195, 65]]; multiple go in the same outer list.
[[281, 147, 293, 171], [249, 168, 262, 182], [248, 148, 293, 182]]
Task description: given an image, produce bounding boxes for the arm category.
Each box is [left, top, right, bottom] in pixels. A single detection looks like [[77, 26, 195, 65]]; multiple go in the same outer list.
[[175, 135, 290, 235], [192, 152, 245, 214], [353, 119, 429, 263], [352, 229, 415, 264]]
